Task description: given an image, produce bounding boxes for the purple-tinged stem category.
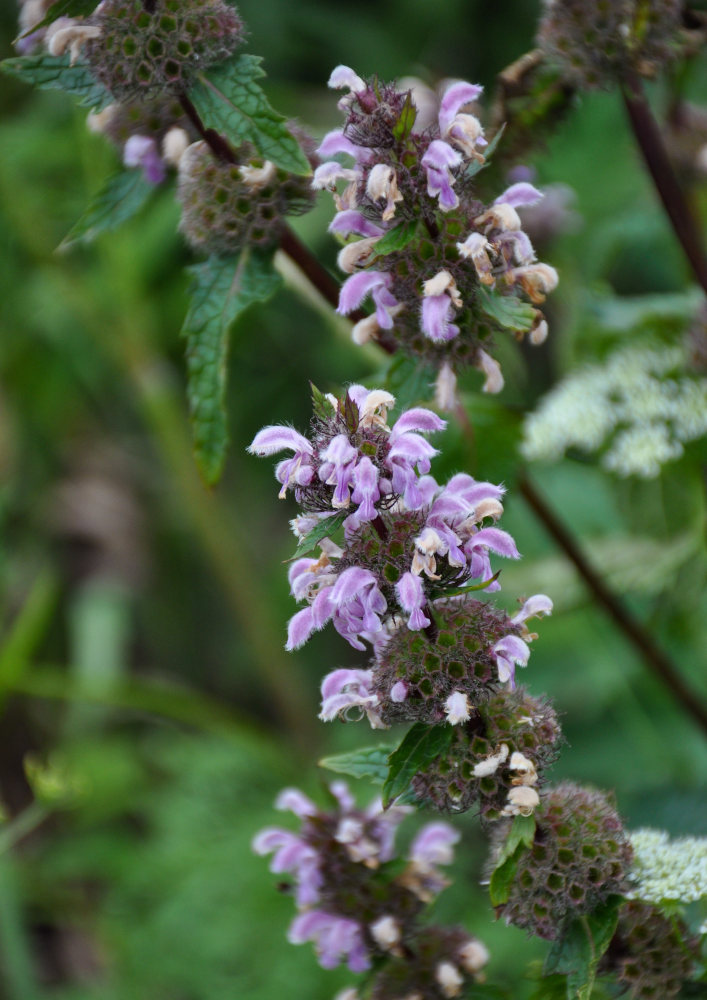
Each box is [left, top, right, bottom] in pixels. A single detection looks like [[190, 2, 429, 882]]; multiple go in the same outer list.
[[621, 73, 707, 295], [519, 472, 707, 736]]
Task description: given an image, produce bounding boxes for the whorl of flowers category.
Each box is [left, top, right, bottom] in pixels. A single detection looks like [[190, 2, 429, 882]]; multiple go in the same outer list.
[[313, 67, 558, 406], [521, 343, 707, 478], [627, 828, 707, 905], [82, 0, 245, 101], [252, 783, 489, 991], [87, 97, 194, 185], [410, 686, 561, 821], [491, 782, 633, 940], [603, 901, 700, 1000], [538, 0, 683, 89], [177, 133, 317, 254], [249, 386, 552, 697]]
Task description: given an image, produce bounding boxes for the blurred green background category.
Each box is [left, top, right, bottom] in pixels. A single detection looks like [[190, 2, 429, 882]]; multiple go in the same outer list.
[[0, 1, 706, 997]]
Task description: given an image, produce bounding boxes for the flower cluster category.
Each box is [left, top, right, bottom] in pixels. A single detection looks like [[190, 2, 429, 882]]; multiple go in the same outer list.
[[627, 828, 707, 905], [83, 0, 244, 101], [177, 134, 317, 254], [253, 783, 489, 997], [538, 0, 683, 89], [410, 686, 561, 821], [521, 343, 707, 477], [87, 97, 194, 185], [249, 386, 552, 717], [314, 67, 558, 406], [491, 782, 633, 940], [603, 900, 700, 1000]]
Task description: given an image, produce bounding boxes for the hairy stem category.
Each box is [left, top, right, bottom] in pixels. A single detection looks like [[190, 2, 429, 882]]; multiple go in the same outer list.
[[620, 73, 707, 295], [519, 472, 707, 736]]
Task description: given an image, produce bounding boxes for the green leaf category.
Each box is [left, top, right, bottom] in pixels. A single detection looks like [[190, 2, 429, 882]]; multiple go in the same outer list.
[[545, 897, 622, 1000], [287, 509, 349, 562], [182, 249, 281, 485], [526, 975, 571, 1000], [319, 745, 394, 783], [466, 123, 506, 178], [19, 0, 97, 35], [310, 382, 335, 421], [489, 814, 536, 907], [190, 56, 311, 175], [0, 570, 58, 696], [385, 355, 435, 413], [430, 569, 501, 600], [60, 170, 154, 249], [343, 390, 359, 434], [393, 91, 417, 142], [1, 54, 111, 109], [476, 285, 536, 332], [373, 220, 419, 256], [383, 723, 454, 807]]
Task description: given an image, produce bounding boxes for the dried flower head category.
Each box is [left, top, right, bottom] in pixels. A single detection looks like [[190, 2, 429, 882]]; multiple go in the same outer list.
[[493, 782, 633, 940], [604, 901, 700, 999], [411, 687, 561, 820], [84, 0, 244, 100], [177, 135, 316, 254], [538, 0, 683, 89]]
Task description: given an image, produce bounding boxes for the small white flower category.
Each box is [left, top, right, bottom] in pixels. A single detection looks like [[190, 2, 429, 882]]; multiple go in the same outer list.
[[436, 961, 464, 998], [370, 914, 401, 951], [444, 691, 471, 725], [239, 160, 277, 191], [475, 349, 504, 394], [423, 269, 462, 307], [162, 127, 190, 167], [458, 938, 489, 973], [473, 743, 509, 778], [501, 785, 540, 817], [366, 164, 403, 221]]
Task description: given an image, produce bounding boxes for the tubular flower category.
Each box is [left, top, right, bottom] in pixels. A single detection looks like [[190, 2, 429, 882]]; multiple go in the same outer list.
[[250, 387, 551, 670], [315, 68, 559, 397], [253, 785, 479, 976]]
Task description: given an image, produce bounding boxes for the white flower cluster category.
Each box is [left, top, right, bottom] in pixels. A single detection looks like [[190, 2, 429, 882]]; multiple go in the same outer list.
[[627, 828, 707, 905], [521, 344, 707, 477]]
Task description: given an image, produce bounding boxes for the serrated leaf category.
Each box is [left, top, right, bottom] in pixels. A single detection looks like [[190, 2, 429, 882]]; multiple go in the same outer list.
[[19, 0, 97, 35], [545, 897, 621, 1000], [477, 285, 536, 332], [319, 745, 394, 783], [1, 54, 111, 109], [60, 170, 154, 249], [383, 723, 453, 807], [373, 220, 419, 256], [393, 91, 417, 143], [310, 382, 335, 421], [287, 509, 349, 562], [190, 56, 310, 175], [182, 248, 281, 485]]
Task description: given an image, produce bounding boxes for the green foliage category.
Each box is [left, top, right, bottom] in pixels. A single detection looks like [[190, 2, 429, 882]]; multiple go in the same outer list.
[[383, 723, 454, 807], [182, 249, 282, 485], [489, 814, 536, 907], [392, 91, 417, 142], [384, 354, 435, 413], [476, 285, 536, 332], [60, 169, 155, 249], [190, 56, 311, 175], [544, 897, 622, 1000], [373, 219, 420, 256], [319, 744, 394, 783], [1, 53, 111, 108], [288, 509, 349, 561]]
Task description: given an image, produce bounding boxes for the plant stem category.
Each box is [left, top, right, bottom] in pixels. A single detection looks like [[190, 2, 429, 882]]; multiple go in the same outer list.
[[518, 472, 707, 736], [620, 73, 707, 295], [177, 91, 238, 165]]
